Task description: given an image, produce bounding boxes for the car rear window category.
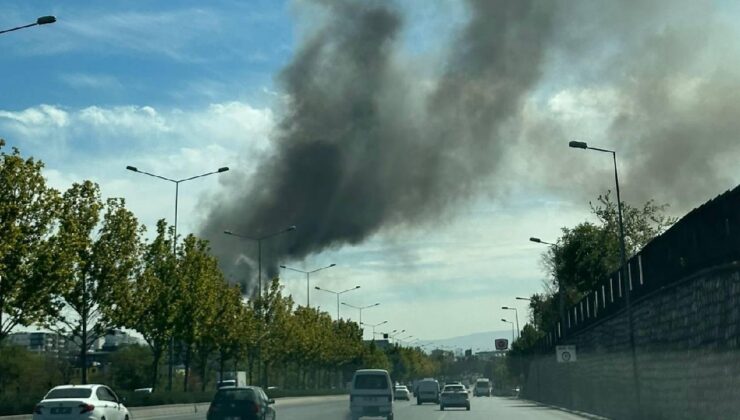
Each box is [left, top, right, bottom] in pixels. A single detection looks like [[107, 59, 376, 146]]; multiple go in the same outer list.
[[46, 389, 92, 399], [476, 381, 489, 387], [354, 374, 389, 390], [445, 385, 464, 392], [215, 389, 257, 401]]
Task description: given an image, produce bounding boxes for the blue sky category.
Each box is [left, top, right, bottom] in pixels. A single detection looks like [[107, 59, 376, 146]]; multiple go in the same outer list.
[[3, 1, 739, 343]]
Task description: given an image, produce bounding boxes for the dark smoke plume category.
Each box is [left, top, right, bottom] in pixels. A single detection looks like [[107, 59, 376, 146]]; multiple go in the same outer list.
[[201, 0, 555, 288]]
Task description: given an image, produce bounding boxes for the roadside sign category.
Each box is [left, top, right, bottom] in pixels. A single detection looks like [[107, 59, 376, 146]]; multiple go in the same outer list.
[[495, 338, 508, 350], [556, 345, 576, 362]]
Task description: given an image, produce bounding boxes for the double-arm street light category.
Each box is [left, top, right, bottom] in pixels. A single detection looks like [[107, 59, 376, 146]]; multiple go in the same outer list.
[[315, 285, 360, 319], [502, 306, 520, 339], [126, 165, 229, 391], [390, 329, 406, 339], [280, 263, 336, 307], [501, 319, 515, 345], [569, 140, 641, 415], [0, 16, 56, 35], [341, 302, 380, 326], [361, 320, 387, 339], [224, 226, 296, 299], [224, 226, 295, 388]]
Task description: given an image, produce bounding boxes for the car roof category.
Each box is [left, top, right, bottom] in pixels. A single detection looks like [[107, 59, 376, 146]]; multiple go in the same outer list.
[[51, 384, 101, 390], [355, 369, 388, 374], [217, 386, 261, 390]]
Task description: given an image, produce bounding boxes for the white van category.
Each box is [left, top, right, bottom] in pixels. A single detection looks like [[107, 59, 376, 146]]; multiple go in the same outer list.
[[416, 378, 440, 404], [350, 369, 394, 420], [474, 378, 492, 397]]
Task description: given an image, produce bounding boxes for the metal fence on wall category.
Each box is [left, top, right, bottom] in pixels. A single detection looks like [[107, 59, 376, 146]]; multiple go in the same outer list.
[[538, 184, 740, 350]]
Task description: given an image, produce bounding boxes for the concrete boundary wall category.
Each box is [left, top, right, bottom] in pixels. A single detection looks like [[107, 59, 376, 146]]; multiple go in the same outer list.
[[524, 262, 740, 420]]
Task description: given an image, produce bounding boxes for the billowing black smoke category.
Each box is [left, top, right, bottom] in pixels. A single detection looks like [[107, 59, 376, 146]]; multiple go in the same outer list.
[[200, 0, 555, 289]]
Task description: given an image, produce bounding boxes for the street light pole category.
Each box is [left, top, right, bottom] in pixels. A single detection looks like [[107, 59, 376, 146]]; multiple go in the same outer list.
[[502, 319, 515, 345], [126, 165, 229, 391], [502, 306, 520, 339], [224, 227, 295, 387], [530, 236, 565, 338], [280, 264, 336, 307], [341, 302, 380, 326], [361, 320, 387, 339], [314, 285, 360, 319], [0, 16, 56, 35], [569, 140, 641, 417]]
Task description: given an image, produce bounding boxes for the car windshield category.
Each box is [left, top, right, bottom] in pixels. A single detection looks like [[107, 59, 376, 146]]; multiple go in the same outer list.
[[215, 389, 256, 402], [354, 375, 388, 390], [46, 389, 92, 399], [1, 2, 734, 420]]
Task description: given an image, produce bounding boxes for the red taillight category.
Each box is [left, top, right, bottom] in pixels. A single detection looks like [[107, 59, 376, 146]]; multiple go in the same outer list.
[[253, 404, 261, 414], [34, 405, 43, 415], [79, 403, 95, 414]]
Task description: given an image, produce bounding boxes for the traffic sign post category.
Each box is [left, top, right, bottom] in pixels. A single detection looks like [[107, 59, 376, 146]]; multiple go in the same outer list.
[[495, 338, 509, 351], [556, 345, 576, 363]]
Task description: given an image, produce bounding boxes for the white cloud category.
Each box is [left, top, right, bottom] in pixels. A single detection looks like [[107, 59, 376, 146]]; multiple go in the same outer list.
[[0, 101, 274, 238]]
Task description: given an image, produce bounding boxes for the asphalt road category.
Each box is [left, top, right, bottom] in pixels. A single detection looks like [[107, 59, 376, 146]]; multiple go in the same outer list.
[[138, 394, 595, 420]]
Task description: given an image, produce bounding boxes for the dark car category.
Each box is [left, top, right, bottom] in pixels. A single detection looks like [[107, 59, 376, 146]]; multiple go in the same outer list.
[[207, 386, 276, 420]]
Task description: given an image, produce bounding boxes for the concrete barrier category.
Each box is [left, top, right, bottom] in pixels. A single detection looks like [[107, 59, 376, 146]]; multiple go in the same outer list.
[[130, 402, 210, 419], [0, 403, 211, 420], [0, 395, 349, 420]]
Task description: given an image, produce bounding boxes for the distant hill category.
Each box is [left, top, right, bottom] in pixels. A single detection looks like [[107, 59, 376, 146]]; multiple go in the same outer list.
[[416, 329, 515, 353]]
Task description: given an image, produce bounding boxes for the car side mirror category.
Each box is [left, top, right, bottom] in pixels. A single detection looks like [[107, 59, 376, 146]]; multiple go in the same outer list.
[[121, 397, 127, 404], [268, 399, 275, 405]]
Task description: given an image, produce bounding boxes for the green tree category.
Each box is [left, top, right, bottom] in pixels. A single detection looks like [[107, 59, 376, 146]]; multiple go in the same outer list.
[[44, 182, 142, 384], [119, 220, 178, 390], [0, 140, 61, 341], [532, 192, 678, 332], [108, 344, 153, 390], [173, 234, 224, 391], [200, 283, 245, 392]]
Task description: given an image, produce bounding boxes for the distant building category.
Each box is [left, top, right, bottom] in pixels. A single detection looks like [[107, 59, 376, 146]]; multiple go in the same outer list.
[[475, 350, 506, 361], [101, 329, 140, 351], [8, 332, 66, 355], [364, 339, 392, 350]]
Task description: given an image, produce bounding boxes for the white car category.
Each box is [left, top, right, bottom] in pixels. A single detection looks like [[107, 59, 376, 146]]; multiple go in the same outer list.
[[439, 384, 470, 411], [393, 385, 410, 401], [33, 384, 130, 420]]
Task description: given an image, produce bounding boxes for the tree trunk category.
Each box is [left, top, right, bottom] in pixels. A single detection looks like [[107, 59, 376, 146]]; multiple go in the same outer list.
[[219, 350, 225, 383], [200, 351, 209, 392], [80, 314, 88, 384], [151, 346, 163, 390], [183, 345, 191, 392]]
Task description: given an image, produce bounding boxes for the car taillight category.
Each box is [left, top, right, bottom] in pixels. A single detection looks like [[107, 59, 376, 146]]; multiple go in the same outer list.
[[34, 405, 43, 415], [253, 404, 261, 414], [79, 403, 95, 414]]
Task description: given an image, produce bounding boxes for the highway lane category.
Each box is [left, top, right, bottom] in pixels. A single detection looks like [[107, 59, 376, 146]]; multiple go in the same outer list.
[[137, 395, 595, 420]]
